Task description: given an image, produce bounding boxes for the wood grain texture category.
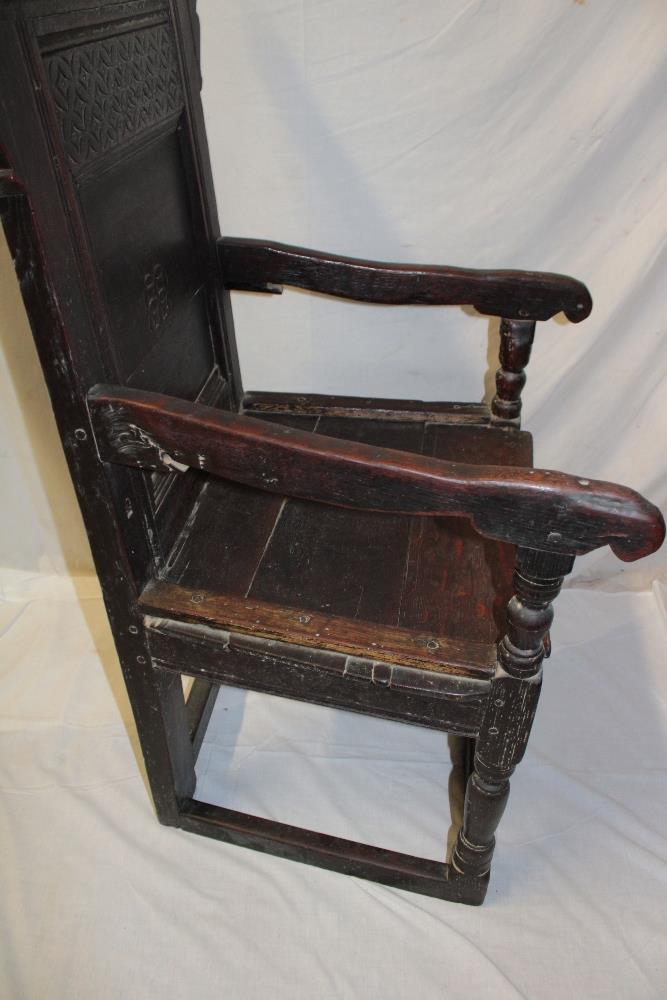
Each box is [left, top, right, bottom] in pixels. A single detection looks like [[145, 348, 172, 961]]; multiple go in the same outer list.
[[161, 417, 522, 687], [162, 411, 320, 595], [88, 384, 665, 561], [147, 616, 490, 735], [399, 424, 532, 642], [243, 391, 490, 425], [139, 580, 497, 679], [219, 236, 593, 322], [247, 417, 423, 622]]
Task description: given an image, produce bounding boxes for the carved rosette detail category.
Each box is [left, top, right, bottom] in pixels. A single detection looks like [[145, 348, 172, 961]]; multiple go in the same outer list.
[[44, 23, 184, 169]]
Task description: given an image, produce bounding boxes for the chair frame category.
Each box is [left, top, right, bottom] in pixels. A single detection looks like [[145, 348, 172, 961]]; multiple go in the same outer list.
[[1, 0, 663, 906]]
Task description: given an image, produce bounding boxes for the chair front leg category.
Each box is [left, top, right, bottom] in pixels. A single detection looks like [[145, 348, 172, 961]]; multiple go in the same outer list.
[[452, 547, 574, 878], [491, 318, 536, 426]]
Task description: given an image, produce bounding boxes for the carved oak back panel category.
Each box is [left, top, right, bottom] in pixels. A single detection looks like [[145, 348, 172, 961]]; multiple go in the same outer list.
[[0, 0, 240, 584]]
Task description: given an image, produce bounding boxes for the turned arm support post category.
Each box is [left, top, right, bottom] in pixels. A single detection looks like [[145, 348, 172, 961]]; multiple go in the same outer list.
[[452, 548, 575, 877], [491, 318, 536, 426]]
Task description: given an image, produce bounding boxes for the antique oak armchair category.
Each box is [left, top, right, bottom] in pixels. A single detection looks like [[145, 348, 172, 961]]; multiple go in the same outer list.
[[1, 0, 663, 906]]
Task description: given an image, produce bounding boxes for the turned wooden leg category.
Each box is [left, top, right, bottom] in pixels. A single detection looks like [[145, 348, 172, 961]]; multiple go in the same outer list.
[[491, 318, 536, 426], [452, 548, 574, 877]]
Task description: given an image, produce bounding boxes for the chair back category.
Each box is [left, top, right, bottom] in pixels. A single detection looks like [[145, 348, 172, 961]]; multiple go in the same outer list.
[[0, 0, 238, 586]]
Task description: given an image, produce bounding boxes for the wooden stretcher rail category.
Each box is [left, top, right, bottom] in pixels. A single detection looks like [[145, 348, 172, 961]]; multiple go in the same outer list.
[[242, 391, 491, 425], [178, 799, 488, 904], [219, 236, 593, 322], [87, 385, 665, 561]]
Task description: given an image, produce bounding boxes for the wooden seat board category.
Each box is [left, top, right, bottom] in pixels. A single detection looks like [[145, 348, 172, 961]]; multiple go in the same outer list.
[[139, 580, 497, 679], [399, 424, 533, 642], [161, 412, 532, 656], [247, 417, 424, 623], [167, 413, 319, 593]]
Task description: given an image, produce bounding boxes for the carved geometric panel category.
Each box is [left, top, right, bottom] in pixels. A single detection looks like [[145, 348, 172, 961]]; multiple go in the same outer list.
[[44, 23, 184, 170]]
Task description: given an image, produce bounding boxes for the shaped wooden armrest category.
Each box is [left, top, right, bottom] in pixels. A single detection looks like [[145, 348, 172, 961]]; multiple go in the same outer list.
[[87, 385, 663, 563], [218, 237, 593, 323]]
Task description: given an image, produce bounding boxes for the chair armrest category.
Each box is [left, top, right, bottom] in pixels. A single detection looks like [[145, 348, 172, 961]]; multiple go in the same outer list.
[[87, 385, 663, 563], [218, 237, 593, 323]]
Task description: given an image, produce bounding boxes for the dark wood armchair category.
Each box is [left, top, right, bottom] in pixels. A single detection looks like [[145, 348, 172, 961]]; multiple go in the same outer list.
[[1, 0, 663, 906]]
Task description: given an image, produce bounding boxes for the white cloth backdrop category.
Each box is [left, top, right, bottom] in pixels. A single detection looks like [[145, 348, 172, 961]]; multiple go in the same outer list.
[[202, 0, 667, 588], [1, 1, 666, 997]]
